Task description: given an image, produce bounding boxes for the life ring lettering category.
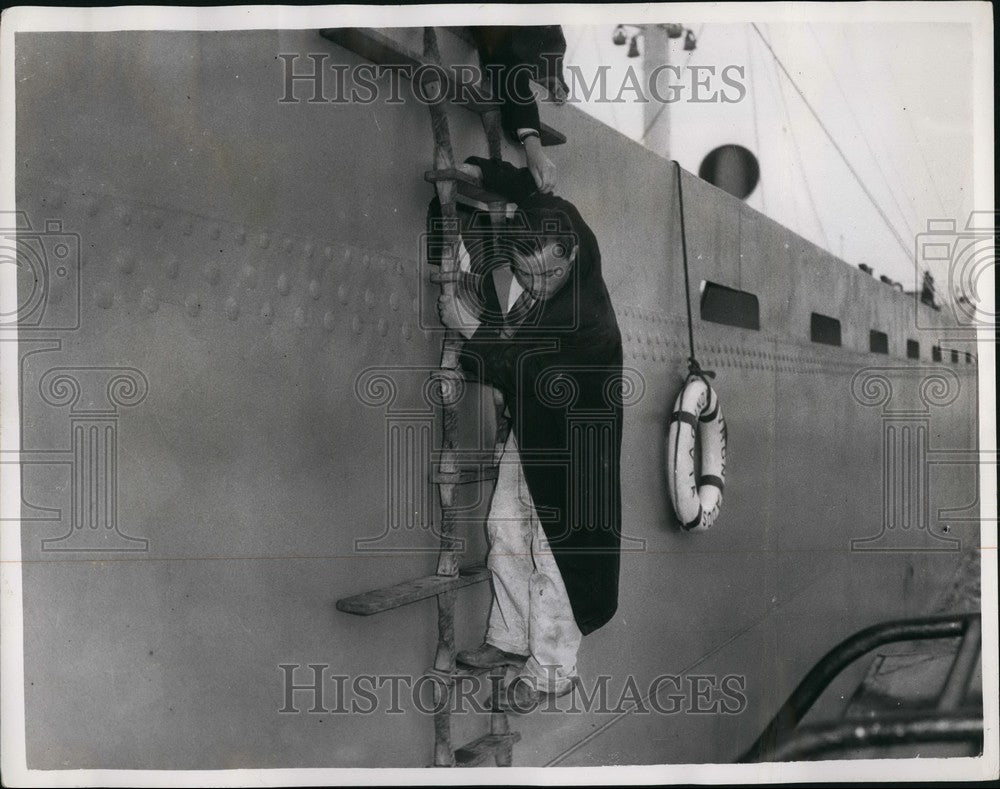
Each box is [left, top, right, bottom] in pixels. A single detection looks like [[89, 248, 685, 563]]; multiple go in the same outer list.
[[666, 376, 727, 532]]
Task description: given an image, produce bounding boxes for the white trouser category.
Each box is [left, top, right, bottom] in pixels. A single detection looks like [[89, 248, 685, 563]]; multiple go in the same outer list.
[[485, 433, 582, 694]]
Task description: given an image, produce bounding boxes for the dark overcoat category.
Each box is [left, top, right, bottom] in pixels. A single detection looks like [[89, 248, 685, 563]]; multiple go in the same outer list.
[[457, 158, 624, 636]]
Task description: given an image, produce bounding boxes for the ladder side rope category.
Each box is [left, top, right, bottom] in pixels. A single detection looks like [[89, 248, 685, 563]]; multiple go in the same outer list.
[[423, 27, 461, 769], [423, 26, 461, 579], [422, 26, 516, 768]]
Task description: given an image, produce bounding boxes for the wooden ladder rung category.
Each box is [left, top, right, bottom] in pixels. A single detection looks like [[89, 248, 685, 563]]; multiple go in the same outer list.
[[425, 663, 499, 679], [424, 169, 508, 205], [335, 564, 488, 616], [320, 27, 566, 146], [452, 665, 496, 678], [431, 465, 499, 485], [320, 27, 421, 68], [454, 732, 522, 767]]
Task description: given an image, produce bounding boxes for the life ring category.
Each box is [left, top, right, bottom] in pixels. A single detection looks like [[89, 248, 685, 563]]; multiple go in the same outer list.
[[666, 375, 727, 532]]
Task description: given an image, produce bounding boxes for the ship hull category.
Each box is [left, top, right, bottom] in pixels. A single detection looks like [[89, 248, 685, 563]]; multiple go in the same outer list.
[[11, 28, 980, 768]]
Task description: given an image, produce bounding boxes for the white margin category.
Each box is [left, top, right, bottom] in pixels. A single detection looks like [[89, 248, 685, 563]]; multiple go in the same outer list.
[[0, 2, 996, 786]]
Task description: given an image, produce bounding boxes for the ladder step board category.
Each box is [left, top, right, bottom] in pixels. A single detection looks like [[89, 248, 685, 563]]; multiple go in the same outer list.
[[431, 465, 499, 485], [452, 665, 500, 678], [427, 663, 504, 679], [425, 168, 508, 205], [320, 27, 565, 146], [320, 26, 423, 71], [454, 732, 521, 767], [336, 564, 488, 616]]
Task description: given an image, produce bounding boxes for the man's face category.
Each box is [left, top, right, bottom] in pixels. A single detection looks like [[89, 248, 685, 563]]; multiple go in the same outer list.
[[511, 239, 576, 301]]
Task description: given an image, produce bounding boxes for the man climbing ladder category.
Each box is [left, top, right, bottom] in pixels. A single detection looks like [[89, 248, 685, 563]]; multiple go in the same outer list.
[[437, 156, 625, 711], [336, 24, 598, 762]]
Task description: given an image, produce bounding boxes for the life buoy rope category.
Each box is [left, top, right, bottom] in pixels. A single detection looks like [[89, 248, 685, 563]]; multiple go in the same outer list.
[[667, 160, 728, 532], [666, 375, 727, 531]]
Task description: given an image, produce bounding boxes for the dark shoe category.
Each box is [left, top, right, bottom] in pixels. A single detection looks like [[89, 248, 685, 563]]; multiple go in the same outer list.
[[501, 675, 576, 714], [456, 643, 528, 670]]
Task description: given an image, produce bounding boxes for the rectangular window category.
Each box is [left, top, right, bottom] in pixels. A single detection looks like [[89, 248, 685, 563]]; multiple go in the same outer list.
[[932, 345, 942, 362], [966, 352, 974, 364], [907, 340, 920, 360], [950, 349, 960, 363], [870, 330, 889, 354], [810, 312, 841, 346], [699, 282, 760, 331]]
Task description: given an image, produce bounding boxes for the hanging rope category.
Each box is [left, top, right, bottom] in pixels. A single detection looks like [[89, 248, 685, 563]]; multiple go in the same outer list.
[[674, 161, 715, 385]]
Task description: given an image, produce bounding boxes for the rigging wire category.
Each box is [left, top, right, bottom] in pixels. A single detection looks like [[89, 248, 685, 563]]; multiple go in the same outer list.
[[848, 27, 926, 230], [750, 22, 915, 267], [640, 24, 706, 143], [879, 45, 952, 219], [763, 24, 830, 250], [745, 25, 766, 213], [809, 23, 918, 242], [767, 50, 804, 237], [838, 26, 942, 295]]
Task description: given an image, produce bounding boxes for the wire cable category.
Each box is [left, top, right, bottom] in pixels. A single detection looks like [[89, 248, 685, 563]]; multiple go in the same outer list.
[[879, 47, 951, 219], [808, 23, 917, 242], [750, 23, 914, 266], [839, 27, 942, 289], [641, 24, 706, 143], [764, 25, 830, 250], [745, 25, 766, 212]]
